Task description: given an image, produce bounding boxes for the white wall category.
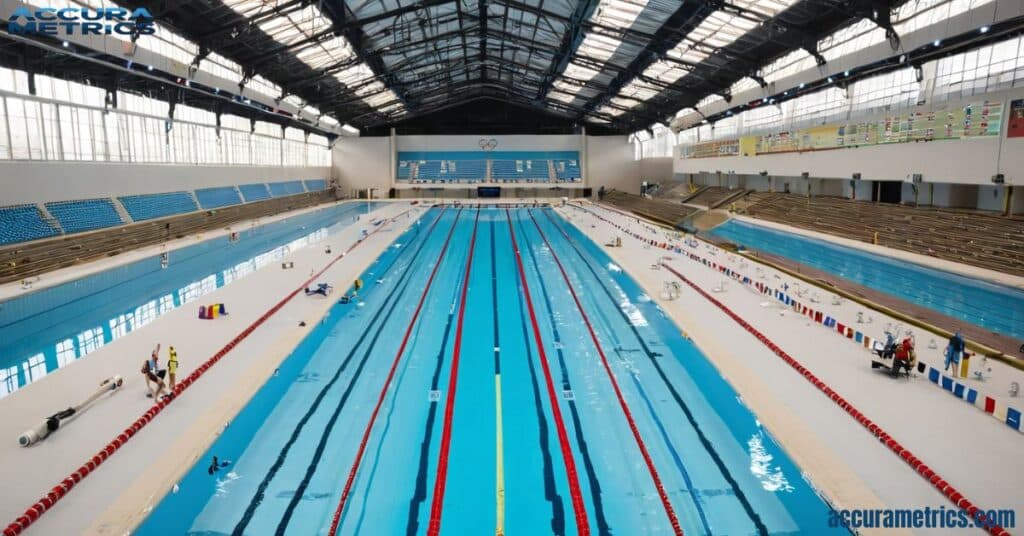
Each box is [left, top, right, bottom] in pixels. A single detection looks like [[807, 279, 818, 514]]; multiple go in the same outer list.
[[586, 135, 640, 193], [639, 157, 673, 183], [675, 86, 1024, 188], [396, 134, 581, 152], [331, 136, 392, 193], [0, 161, 328, 205]]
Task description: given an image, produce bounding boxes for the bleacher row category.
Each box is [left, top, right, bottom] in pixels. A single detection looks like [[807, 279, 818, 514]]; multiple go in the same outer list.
[[601, 190, 699, 228], [0, 179, 329, 246]]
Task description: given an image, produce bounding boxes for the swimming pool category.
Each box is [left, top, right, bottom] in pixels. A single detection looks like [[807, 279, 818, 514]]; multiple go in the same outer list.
[[709, 219, 1024, 340], [139, 206, 843, 535], [0, 202, 380, 399]]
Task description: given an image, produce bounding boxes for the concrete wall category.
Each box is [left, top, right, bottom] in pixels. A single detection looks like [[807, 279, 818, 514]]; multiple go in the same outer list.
[[331, 135, 392, 195], [395, 134, 581, 152], [585, 135, 640, 193], [638, 157, 673, 183], [0, 161, 329, 205]]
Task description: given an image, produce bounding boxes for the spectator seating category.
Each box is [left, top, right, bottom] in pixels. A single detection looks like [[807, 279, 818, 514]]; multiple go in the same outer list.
[[602, 190, 699, 227], [491, 160, 550, 182], [685, 186, 750, 208], [304, 179, 327, 191], [1, 189, 335, 284], [45, 198, 123, 233], [0, 204, 58, 245], [269, 181, 306, 197], [397, 162, 414, 180], [741, 194, 1024, 277], [552, 159, 581, 181], [238, 183, 271, 202], [118, 192, 199, 222], [195, 187, 243, 209], [397, 151, 579, 183]]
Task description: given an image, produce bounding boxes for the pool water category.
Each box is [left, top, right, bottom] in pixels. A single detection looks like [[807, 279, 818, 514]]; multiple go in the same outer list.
[[0, 202, 380, 399], [709, 219, 1024, 340], [139, 207, 844, 535]]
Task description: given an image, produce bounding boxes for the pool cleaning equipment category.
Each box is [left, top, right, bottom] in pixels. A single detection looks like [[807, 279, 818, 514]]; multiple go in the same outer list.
[[18, 376, 124, 447]]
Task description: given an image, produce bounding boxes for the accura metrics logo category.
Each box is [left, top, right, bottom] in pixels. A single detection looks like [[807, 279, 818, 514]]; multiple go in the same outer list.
[[6, 6, 156, 37]]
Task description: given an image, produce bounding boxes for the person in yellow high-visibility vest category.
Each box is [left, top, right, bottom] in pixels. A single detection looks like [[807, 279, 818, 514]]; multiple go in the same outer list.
[[353, 278, 364, 296], [167, 346, 179, 391]]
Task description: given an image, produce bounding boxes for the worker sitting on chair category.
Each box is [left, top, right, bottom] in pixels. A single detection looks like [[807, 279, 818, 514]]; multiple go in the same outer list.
[[305, 283, 333, 297]]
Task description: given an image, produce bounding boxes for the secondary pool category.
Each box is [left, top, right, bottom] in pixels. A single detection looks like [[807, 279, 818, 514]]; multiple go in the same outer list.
[[139, 207, 844, 535], [709, 219, 1024, 341], [0, 202, 381, 399]]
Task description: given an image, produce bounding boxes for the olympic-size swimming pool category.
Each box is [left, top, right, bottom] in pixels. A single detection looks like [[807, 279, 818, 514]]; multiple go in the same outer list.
[[709, 219, 1024, 340], [0, 202, 380, 399], [139, 206, 843, 535]]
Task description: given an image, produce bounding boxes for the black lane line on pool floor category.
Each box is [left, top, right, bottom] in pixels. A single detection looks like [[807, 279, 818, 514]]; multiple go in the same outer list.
[[275, 209, 465, 534], [538, 213, 714, 536], [229, 208, 450, 535], [515, 212, 612, 536], [512, 223, 567, 536], [542, 208, 769, 536], [403, 218, 476, 535]]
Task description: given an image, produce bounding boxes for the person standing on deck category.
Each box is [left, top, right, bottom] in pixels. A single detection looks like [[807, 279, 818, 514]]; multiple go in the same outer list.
[[167, 346, 179, 391], [944, 329, 966, 377]]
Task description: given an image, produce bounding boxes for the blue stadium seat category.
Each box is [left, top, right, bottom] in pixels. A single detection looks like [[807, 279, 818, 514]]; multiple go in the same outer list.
[[397, 151, 575, 183], [45, 198, 123, 233], [552, 159, 582, 181], [0, 204, 58, 245], [238, 183, 271, 202], [268, 181, 306, 197], [195, 187, 242, 209], [118, 192, 198, 221], [304, 179, 327, 191]]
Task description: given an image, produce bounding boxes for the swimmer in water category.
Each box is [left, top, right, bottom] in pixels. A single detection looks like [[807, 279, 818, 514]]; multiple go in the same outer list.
[[208, 456, 232, 475]]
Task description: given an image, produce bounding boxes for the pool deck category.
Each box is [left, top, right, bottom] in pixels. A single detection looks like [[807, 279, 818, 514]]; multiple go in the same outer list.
[[0, 201, 424, 535], [561, 202, 1023, 535]]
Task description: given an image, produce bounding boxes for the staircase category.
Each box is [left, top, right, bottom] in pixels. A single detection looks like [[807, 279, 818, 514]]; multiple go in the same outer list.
[[36, 203, 64, 234]]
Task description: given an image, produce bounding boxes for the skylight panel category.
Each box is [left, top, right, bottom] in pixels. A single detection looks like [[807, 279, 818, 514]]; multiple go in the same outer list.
[[577, 33, 623, 62], [688, 10, 758, 50], [295, 35, 355, 70], [335, 64, 376, 88], [549, 91, 578, 103], [592, 0, 649, 28], [597, 104, 626, 116], [563, 62, 602, 81], [734, 0, 798, 18], [643, 59, 688, 83]]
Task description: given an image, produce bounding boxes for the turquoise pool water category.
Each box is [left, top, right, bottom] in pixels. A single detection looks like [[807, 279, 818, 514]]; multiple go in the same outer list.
[[0, 202, 380, 399], [709, 219, 1024, 340], [139, 207, 844, 535]]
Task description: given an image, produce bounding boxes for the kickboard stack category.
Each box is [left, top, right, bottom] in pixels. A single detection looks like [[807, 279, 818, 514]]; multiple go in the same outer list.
[[198, 303, 229, 319]]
